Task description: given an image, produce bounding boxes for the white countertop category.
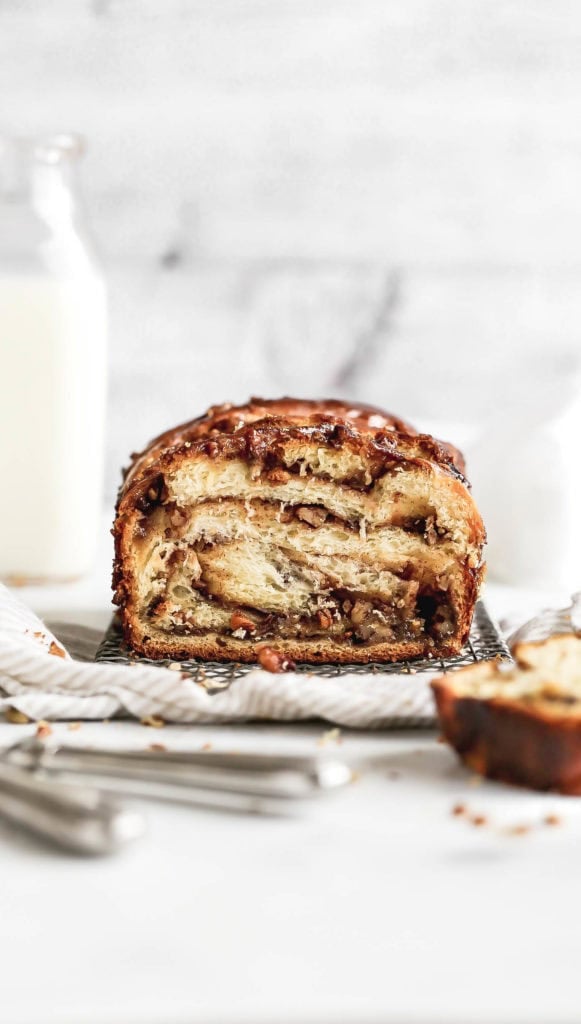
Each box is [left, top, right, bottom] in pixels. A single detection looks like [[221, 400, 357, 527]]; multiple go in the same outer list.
[[0, 532, 576, 1024]]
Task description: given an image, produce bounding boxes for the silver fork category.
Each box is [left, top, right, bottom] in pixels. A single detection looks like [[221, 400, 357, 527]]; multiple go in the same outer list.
[[0, 757, 145, 855], [4, 738, 355, 817]]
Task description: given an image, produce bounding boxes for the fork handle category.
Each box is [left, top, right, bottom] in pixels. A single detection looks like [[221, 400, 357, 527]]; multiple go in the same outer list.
[[0, 761, 144, 855]]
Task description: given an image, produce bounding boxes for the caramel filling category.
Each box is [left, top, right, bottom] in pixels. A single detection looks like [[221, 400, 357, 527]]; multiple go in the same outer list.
[[135, 498, 460, 648]]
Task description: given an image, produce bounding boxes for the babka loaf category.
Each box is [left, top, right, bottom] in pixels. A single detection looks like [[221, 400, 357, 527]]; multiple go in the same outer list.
[[113, 397, 485, 663], [432, 634, 581, 793]]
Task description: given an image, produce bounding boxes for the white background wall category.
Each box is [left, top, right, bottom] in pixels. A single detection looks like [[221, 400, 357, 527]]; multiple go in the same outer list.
[[1, 0, 580, 501]]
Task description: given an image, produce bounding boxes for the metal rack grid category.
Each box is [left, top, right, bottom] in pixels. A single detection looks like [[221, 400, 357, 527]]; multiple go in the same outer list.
[[96, 600, 510, 694]]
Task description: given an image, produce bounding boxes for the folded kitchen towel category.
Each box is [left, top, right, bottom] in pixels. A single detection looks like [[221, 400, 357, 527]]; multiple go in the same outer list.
[[0, 584, 572, 729]]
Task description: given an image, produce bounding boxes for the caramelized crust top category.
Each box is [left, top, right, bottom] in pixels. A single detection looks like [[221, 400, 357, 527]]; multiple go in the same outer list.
[[122, 396, 466, 496]]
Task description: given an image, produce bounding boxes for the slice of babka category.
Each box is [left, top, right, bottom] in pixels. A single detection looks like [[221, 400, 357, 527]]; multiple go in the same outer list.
[[433, 634, 581, 793]]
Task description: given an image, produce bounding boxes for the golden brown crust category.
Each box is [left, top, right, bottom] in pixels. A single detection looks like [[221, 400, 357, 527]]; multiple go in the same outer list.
[[113, 397, 484, 664], [432, 659, 581, 794], [122, 622, 469, 664]]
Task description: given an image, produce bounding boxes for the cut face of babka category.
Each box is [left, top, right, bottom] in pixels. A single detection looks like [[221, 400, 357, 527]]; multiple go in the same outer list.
[[113, 399, 485, 663]]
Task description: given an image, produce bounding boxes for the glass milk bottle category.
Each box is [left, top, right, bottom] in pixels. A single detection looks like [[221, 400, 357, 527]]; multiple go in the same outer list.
[[0, 134, 107, 581]]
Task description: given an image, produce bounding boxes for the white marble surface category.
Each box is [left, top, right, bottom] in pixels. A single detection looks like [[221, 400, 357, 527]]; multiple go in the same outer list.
[[1, 1, 580, 502], [0, 522, 575, 1024], [3, 716, 581, 1024]]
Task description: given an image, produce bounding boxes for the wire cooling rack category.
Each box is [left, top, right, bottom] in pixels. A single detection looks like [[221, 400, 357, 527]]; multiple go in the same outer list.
[[96, 600, 511, 692]]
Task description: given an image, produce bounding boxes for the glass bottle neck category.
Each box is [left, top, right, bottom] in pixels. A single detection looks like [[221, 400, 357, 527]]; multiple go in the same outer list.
[[0, 133, 99, 275], [0, 134, 83, 226]]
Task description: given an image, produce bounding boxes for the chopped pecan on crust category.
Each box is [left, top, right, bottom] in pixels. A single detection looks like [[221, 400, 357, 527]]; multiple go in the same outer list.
[[121, 409, 468, 508], [121, 397, 422, 491]]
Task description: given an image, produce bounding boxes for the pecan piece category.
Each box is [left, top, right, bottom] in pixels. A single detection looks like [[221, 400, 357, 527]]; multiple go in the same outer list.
[[317, 609, 333, 630], [267, 467, 291, 484], [140, 715, 165, 728], [137, 473, 168, 512], [350, 599, 373, 627], [296, 506, 328, 528], [148, 597, 170, 620], [168, 505, 189, 529], [230, 610, 256, 633], [257, 646, 296, 673], [424, 515, 438, 546]]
